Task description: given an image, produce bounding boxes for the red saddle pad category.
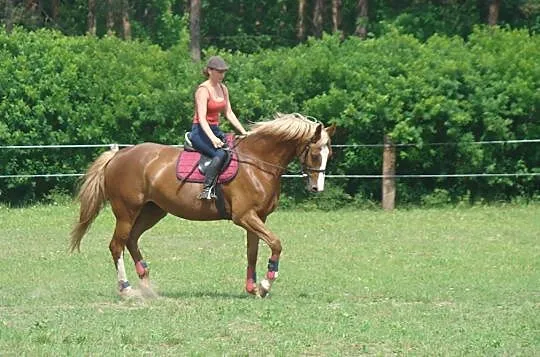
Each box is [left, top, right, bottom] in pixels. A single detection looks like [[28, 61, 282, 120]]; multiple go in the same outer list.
[[176, 134, 239, 184]]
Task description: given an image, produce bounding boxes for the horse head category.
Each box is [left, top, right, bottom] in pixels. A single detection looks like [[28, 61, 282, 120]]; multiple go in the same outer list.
[[297, 122, 336, 192], [246, 113, 337, 193]]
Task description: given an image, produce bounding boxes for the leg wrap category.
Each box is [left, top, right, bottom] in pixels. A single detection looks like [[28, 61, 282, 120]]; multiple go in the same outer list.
[[135, 260, 149, 278], [266, 258, 279, 280], [246, 266, 257, 282], [119, 280, 131, 291], [245, 266, 257, 294]]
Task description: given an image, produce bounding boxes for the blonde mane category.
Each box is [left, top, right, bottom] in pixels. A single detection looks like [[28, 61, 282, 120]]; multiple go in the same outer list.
[[249, 113, 319, 142]]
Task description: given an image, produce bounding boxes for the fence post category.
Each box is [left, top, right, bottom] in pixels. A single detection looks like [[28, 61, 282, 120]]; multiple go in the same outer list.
[[382, 134, 396, 210]]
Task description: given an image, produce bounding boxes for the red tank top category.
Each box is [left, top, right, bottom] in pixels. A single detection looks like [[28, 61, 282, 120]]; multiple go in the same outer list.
[[193, 85, 227, 126]]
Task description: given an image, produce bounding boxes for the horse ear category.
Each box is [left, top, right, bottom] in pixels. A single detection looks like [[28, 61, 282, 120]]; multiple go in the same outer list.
[[311, 123, 323, 143], [325, 123, 336, 137]]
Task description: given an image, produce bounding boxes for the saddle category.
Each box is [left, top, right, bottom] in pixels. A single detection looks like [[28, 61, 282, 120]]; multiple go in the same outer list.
[[176, 132, 239, 183]]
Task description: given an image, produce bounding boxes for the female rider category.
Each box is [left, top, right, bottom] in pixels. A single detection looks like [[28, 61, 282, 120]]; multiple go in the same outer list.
[[190, 56, 248, 199]]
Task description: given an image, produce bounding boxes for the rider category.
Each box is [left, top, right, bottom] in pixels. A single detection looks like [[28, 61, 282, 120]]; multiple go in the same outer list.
[[190, 55, 248, 200]]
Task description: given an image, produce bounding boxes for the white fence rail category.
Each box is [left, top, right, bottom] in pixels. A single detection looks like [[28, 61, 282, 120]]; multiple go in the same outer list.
[[1, 139, 539, 179]]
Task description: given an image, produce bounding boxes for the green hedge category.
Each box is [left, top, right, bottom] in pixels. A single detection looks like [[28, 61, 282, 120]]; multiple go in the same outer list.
[[0, 26, 538, 205]]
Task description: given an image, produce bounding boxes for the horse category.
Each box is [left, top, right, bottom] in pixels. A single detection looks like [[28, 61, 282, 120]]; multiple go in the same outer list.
[[70, 113, 336, 298]]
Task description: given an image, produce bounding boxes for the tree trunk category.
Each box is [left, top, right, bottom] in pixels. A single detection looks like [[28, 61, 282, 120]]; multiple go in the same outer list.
[[190, 0, 201, 62], [87, 0, 96, 35], [332, 0, 342, 33], [313, 0, 324, 38], [51, 0, 59, 20], [107, 0, 115, 36], [5, 0, 14, 33], [24, 0, 39, 12], [24, 0, 41, 25], [279, 0, 288, 32], [121, 0, 131, 40], [297, 0, 306, 40], [355, 0, 368, 39], [488, 0, 501, 25]]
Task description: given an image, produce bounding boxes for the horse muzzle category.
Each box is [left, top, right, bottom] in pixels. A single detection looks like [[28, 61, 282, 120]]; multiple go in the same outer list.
[[305, 171, 326, 193]]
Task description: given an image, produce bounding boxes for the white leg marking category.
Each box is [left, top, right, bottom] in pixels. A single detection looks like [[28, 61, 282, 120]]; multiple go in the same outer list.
[[117, 251, 129, 285], [317, 145, 329, 191]]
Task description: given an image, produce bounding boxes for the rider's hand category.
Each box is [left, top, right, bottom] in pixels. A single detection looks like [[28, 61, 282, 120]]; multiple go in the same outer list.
[[211, 136, 224, 148]]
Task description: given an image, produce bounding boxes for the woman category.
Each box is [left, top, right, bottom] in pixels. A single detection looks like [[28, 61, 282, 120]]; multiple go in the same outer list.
[[190, 55, 248, 200]]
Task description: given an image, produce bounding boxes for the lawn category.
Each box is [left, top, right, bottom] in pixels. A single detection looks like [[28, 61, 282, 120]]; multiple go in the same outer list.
[[0, 204, 538, 355]]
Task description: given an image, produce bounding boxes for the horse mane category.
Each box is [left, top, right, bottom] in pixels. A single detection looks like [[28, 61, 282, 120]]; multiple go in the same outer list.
[[249, 113, 319, 142]]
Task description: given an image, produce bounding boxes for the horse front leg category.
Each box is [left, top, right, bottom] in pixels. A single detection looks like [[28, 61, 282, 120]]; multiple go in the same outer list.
[[260, 253, 280, 297], [235, 212, 281, 298]]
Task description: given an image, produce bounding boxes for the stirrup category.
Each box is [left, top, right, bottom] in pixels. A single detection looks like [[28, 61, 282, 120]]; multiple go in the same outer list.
[[198, 187, 216, 200]]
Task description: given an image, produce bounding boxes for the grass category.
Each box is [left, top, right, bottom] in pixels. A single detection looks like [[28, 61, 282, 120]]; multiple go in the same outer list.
[[0, 203, 538, 356]]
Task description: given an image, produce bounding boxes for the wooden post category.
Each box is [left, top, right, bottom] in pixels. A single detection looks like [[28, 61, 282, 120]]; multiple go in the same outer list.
[[382, 134, 396, 210]]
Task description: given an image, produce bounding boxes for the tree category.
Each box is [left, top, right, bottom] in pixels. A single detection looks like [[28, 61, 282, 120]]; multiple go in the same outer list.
[[297, 0, 306, 40], [332, 0, 342, 33], [87, 0, 96, 35], [4, 0, 14, 33], [488, 0, 501, 25], [313, 0, 324, 38], [51, 0, 58, 20], [355, 0, 368, 39], [121, 0, 131, 40], [107, 0, 114, 35], [190, 0, 201, 61]]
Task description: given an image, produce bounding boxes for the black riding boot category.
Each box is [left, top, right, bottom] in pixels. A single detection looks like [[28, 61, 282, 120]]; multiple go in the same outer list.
[[198, 156, 224, 200]]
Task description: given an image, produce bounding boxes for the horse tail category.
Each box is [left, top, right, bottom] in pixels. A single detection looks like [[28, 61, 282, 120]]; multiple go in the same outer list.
[[70, 148, 118, 252]]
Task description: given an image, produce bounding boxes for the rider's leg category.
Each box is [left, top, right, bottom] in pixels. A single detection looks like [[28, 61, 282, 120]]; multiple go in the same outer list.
[[189, 125, 228, 200], [199, 150, 227, 200]]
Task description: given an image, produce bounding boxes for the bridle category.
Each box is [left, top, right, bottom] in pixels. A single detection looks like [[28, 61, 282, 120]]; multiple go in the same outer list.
[[297, 142, 327, 175], [227, 140, 326, 178]]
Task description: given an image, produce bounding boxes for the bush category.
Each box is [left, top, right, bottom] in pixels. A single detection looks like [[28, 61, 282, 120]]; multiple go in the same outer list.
[[0, 27, 538, 205]]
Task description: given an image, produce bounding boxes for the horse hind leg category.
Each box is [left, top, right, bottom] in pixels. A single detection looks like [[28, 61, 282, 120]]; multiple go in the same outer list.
[[245, 230, 260, 296], [109, 220, 139, 298], [125, 202, 167, 297]]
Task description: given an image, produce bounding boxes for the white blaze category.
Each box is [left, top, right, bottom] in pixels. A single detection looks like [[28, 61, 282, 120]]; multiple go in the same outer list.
[[316, 144, 329, 191]]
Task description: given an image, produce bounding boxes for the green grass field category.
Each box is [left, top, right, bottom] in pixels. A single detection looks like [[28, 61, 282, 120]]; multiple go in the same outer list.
[[0, 204, 538, 356]]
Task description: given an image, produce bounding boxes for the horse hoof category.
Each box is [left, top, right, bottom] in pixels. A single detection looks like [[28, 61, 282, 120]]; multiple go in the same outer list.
[[119, 286, 141, 299], [258, 279, 272, 298], [246, 285, 259, 296], [258, 286, 269, 298]]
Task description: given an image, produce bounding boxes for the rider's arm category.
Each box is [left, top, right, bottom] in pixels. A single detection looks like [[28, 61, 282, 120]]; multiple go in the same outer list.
[[223, 86, 248, 136]]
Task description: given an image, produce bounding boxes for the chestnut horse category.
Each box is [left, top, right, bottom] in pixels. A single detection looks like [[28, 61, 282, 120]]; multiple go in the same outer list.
[[70, 113, 336, 298]]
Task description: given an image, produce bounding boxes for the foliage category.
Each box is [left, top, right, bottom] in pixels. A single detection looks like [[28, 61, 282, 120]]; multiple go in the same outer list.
[[0, 27, 199, 202], [1, 0, 539, 50], [0, 26, 538, 204]]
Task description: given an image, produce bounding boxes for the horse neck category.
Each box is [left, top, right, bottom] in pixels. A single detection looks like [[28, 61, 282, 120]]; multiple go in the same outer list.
[[239, 135, 299, 173]]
